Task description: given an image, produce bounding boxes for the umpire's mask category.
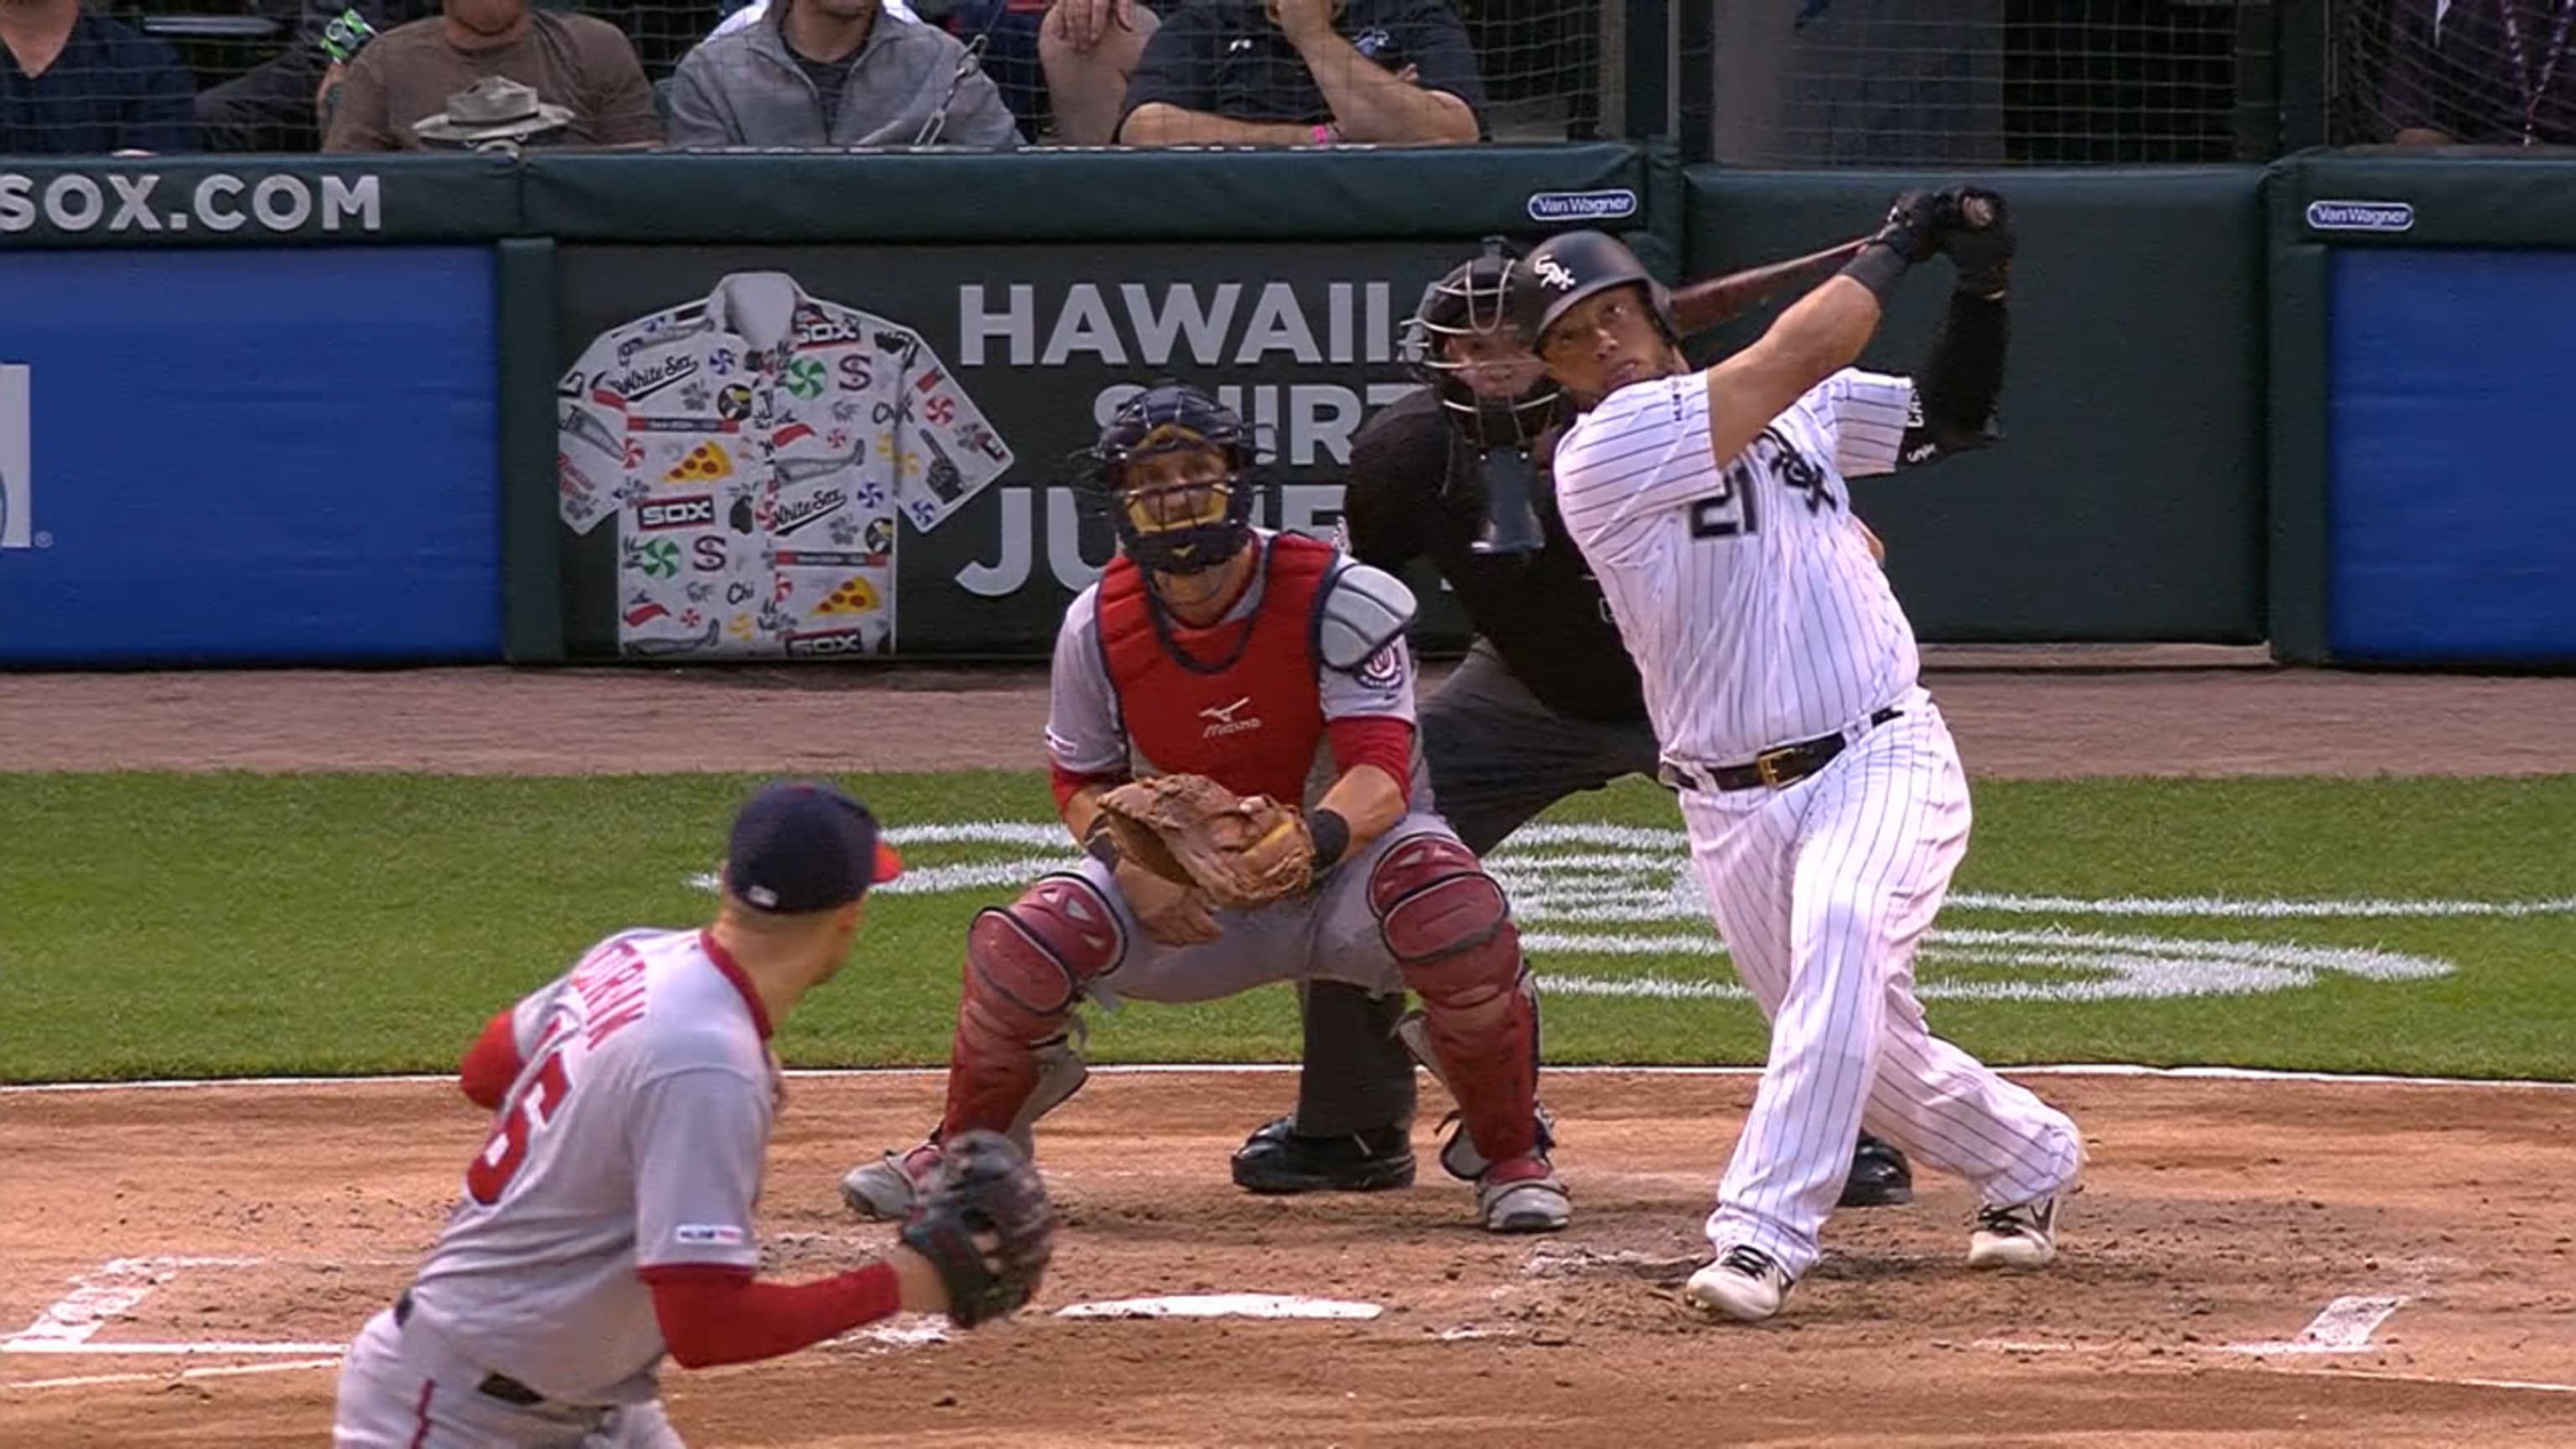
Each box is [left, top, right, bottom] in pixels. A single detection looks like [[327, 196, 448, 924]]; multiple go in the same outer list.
[[1404, 240, 1566, 555]]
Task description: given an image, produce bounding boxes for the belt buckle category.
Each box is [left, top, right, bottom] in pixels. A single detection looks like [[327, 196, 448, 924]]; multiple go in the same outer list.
[[1753, 745, 1802, 789]]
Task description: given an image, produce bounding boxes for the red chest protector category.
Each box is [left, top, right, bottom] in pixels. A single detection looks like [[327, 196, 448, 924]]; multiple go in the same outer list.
[[1096, 535, 1337, 804]]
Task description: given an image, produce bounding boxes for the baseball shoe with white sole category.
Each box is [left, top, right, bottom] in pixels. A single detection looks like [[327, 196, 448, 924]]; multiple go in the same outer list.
[[1968, 1193, 2064, 1270], [1477, 1154, 1571, 1233], [1686, 1245, 1794, 1323]]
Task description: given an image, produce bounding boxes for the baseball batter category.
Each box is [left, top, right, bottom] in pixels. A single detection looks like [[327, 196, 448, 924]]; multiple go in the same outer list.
[[1514, 200, 2085, 1322], [839, 382, 1570, 1235], [1232, 242, 1915, 1212], [334, 781, 1055, 1446]]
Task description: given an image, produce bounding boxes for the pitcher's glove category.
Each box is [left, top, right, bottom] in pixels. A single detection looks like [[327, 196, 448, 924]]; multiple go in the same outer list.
[[898, 1130, 1055, 1329], [1094, 774, 1316, 912]]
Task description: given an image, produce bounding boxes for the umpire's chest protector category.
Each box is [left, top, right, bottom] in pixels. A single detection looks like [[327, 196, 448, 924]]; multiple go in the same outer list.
[[1096, 536, 1337, 804]]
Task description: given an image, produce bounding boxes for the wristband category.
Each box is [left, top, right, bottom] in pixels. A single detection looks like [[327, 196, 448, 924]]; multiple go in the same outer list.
[[1083, 814, 1122, 869], [1838, 242, 1910, 305], [1306, 808, 1352, 875], [1311, 123, 1337, 145]]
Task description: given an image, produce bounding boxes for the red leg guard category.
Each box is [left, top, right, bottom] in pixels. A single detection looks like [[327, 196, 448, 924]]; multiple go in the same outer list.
[[942, 875, 1123, 1139], [1368, 834, 1541, 1166]]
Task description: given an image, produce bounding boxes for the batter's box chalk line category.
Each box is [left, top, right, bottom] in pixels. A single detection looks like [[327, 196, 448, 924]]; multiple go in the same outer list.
[[2, 1256, 343, 1358], [1974, 1293, 2415, 1363]]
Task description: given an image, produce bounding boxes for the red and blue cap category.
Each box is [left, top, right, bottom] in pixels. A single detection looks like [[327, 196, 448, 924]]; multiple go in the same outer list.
[[723, 779, 903, 914]]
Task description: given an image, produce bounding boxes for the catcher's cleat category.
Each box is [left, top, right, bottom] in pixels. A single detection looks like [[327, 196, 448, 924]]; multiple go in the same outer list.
[[1839, 1133, 1915, 1208], [1476, 1154, 1571, 1233], [841, 1140, 943, 1222], [1231, 1117, 1417, 1195]]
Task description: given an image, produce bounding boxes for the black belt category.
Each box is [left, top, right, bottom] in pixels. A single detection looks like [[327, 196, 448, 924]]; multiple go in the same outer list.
[[1661, 707, 1904, 793], [393, 1290, 551, 1408]]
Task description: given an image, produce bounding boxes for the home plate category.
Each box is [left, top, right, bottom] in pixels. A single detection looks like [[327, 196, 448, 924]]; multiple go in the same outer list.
[[1053, 1294, 1383, 1322]]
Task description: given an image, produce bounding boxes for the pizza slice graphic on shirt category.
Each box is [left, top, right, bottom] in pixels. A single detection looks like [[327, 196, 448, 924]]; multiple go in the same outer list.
[[665, 440, 735, 486], [813, 576, 882, 616]]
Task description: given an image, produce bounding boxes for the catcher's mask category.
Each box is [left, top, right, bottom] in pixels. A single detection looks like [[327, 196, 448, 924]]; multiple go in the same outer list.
[[1082, 382, 1257, 577], [1402, 240, 1565, 555]]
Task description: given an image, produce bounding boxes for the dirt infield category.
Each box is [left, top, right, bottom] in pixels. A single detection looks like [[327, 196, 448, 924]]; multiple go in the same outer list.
[[4, 1072, 2574, 1447], [4, 660, 2575, 1446]]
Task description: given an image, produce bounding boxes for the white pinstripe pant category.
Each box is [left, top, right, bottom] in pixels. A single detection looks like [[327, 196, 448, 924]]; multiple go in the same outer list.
[[1678, 690, 2082, 1279]]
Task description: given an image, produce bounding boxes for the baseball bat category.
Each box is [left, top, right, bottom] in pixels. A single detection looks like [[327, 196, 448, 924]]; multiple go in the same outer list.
[[1668, 235, 1872, 337]]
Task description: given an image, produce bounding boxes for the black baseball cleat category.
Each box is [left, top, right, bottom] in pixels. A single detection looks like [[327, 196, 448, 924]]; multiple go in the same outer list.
[[1231, 1117, 1417, 1195], [1838, 1132, 1915, 1208]]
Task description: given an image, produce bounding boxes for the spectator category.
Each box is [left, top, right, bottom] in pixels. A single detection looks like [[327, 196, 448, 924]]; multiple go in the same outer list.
[[1, 0, 197, 153], [1115, 0, 1483, 147], [2383, 0, 2576, 148], [667, 0, 1020, 148], [197, 0, 440, 153], [321, 0, 660, 152], [707, 0, 1141, 144], [1037, 0, 1157, 146]]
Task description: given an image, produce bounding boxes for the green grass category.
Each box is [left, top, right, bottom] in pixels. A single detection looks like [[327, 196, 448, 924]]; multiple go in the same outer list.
[[2, 772, 2571, 1083]]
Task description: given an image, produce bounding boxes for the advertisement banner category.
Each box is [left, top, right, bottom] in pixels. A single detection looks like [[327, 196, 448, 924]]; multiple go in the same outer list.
[[0, 247, 502, 665], [555, 242, 1496, 661], [0, 157, 521, 247]]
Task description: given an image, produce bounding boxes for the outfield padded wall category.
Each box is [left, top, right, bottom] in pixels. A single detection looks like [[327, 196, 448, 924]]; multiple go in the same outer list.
[[2268, 150, 2576, 667]]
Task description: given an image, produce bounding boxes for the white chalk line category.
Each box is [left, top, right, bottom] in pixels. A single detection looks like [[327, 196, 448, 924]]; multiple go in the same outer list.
[[2, 1257, 267, 1351], [2222, 1294, 2409, 1356], [3, 1341, 350, 1356], [8, 1063, 2572, 1094], [0, 1358, 342, 1393]]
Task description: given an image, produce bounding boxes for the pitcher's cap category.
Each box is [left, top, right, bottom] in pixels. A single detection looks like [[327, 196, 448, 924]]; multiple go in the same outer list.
[[723, 780, 902, 913]]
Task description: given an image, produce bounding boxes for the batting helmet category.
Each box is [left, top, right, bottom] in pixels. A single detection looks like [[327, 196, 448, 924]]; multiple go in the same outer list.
[[1401, 237, 1564, 454], [1511, 230, 1680, 354], [1078, 382, 1257, 576]]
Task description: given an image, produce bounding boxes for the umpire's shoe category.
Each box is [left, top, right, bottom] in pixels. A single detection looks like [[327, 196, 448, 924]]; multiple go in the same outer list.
[[1839, 1133, 1914, 1208], [1231, 1117, 1417, 1195]]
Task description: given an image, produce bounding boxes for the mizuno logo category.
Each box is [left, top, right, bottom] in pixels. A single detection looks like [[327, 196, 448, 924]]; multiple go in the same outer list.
[[1199, 697, 1263, 739], [1199, 698, 1252, 724]]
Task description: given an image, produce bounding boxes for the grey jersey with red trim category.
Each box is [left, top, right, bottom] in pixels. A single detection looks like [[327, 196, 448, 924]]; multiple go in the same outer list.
[[403, 927, 781, 1406]]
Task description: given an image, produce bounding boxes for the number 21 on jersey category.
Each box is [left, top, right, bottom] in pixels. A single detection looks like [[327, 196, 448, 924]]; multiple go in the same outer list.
[[1689, 460, 1760, 540], [466, 1047, 574, 1205]]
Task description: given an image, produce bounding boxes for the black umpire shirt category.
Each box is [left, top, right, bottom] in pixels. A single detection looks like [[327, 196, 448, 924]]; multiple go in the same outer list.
[[1341, 390, 1648, 724], [1119, 0, 1488, 133]]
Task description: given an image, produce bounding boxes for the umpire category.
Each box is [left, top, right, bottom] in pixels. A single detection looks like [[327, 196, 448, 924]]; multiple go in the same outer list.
[[1229, 241, 1915, 1209]]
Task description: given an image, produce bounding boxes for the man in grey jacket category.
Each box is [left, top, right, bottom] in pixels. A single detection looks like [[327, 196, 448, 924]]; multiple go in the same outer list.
[[667, 0, 1021, 148]]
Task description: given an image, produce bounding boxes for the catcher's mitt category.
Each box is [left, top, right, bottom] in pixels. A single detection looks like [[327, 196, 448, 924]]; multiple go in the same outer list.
[[1095, 774, 1315, 912], [898, 1130, 1055, 1329]]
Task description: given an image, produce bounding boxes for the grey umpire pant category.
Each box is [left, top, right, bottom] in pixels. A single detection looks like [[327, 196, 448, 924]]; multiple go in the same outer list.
[[1292, 640, 1663, 1136]]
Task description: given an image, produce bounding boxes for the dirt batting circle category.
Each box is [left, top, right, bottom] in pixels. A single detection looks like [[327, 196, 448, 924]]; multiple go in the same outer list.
[[3, 660, 2573, 1448]]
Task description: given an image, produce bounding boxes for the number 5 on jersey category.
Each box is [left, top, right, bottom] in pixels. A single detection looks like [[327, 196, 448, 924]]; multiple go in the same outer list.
[[467, 1049, 573, 1205]]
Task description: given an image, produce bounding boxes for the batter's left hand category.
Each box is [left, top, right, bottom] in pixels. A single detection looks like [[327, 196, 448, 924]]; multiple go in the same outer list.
[[1938, 187, 2013, 299]]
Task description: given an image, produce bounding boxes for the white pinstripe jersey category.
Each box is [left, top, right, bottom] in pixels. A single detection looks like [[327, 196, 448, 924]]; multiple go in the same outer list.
[[1552, 367, 1919, 766]]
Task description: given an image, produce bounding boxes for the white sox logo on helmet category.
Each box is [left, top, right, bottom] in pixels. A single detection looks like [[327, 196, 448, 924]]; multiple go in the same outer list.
[[1534, 257, 1577, 291]]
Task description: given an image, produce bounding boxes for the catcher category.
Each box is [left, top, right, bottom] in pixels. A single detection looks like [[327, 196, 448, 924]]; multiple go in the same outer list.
[[335, 780, 1053, 1448], [841, 382, 1571, 1236]]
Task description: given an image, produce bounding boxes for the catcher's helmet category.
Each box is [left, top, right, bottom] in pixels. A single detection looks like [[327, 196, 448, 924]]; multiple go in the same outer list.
[[1511, 230, 1680, 354], [1080, 382, 1256, 576], [1401, 237, 1563, 453]]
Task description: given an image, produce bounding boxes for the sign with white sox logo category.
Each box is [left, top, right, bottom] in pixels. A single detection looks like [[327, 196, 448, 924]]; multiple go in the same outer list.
[[0, 365, 29, 550], [557, 242, 1494, 661]]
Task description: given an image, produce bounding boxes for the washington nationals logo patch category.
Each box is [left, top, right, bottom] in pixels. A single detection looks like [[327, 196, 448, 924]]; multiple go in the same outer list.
[[1357, 642, 1406, 691]]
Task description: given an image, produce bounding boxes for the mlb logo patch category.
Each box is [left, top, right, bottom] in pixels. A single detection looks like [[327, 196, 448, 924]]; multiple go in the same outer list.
[[674, 1223, 747, 1247]]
